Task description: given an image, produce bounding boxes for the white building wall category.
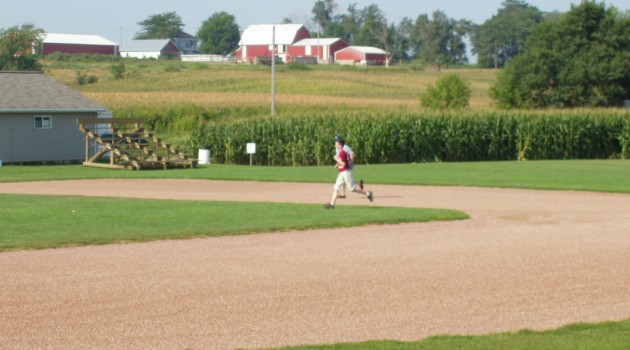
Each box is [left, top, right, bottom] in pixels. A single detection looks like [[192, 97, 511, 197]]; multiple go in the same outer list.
[[121, 52, 161, 59]]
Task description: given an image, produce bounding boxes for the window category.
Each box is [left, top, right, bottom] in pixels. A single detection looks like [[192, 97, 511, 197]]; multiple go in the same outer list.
[[34, 116, 52, 129]]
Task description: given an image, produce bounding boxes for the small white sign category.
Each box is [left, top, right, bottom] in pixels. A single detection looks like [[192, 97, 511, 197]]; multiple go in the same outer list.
[[247, 143, 256, 154]]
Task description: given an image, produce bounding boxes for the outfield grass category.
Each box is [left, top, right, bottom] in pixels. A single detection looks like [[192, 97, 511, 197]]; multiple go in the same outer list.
[[1, 160, 628, 193], [269, 319, 630, 350], [0, 193, 467, 252]]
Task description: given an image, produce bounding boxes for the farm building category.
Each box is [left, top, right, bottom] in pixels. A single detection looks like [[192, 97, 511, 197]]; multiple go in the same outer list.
[[0, 71, 108, 164], [120, 39, 181, 59], [235, 24, 311, 63], [287, 38, 348, 64], [334, 46, 389, 66], [42, 33, 118, 55], [170, 30, 200, 54]]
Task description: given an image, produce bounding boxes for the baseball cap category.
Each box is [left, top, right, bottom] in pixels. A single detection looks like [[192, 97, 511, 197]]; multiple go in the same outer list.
[[334, 135, 344, 142]]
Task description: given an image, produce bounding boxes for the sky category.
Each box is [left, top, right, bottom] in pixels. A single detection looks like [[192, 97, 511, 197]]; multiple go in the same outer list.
[[2, 0, 629, 44]]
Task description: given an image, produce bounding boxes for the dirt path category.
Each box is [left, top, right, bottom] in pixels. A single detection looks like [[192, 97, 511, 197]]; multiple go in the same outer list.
[[1, 179, 629, 350]]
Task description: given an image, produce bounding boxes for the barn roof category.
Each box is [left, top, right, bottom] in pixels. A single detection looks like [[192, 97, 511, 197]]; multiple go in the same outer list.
[[120, 39, 175, 53], [239, 24, 309, 45], [43, 33, 118, 46], [0, 71, 107, 113], [292, 38, 344, 46]]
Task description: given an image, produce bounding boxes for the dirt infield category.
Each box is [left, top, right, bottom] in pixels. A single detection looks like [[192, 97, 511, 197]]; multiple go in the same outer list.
[[1, 179, 629, 350]]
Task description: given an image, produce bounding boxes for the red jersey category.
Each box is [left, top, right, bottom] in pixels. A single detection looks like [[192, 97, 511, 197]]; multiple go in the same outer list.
[[338, 149, 350, 172]]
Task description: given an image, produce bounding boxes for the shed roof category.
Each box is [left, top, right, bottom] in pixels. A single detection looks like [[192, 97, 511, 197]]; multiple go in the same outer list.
[[0, 71, 107, 112], [292, 38, 344, 46], [120, 39, 175, 53], [340, 46, 388, 54], [239, 24, 308, 45], [43, 33, 118, 46]]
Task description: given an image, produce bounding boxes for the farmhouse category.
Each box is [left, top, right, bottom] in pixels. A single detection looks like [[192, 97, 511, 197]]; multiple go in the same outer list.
[[120, 39, 181, 59], [287, 38, 348, 64], [170, 30, 200, 54], [335, 46, 389, 66], [235, 24, 311, 63], [0, 71, 108, 164], [42, 33, 118, 55]]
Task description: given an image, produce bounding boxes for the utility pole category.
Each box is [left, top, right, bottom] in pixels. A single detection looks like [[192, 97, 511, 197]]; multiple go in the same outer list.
[[271, 25, 276, 116]]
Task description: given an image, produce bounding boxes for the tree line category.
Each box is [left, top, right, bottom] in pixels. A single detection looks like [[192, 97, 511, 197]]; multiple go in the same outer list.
[[132, 0, 544, 68]]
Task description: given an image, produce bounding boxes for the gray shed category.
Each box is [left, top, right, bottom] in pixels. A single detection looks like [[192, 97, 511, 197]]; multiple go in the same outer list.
[[0, 71, 108, 164]]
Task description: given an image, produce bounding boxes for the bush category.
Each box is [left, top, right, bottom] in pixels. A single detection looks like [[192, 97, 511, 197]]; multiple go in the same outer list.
[[421, 73, 471, 110], [109, 63, 127, 79], [75, 71, 98, 85]]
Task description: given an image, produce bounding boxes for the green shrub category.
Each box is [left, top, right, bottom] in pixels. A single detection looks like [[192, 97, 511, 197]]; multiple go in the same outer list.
[[421, 73, 472, 110], [109, 63, 126, 79], [75, 71, 98, 85]]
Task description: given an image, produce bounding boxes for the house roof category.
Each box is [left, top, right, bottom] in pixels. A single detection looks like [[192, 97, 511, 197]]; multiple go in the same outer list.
[[172, 30, 197, 40], [120, 39, 175, 53], [43, 33, 118, 46], [239, 24, 308, 45], [292, 38, 344, 46], [0, 71, 107, 113]]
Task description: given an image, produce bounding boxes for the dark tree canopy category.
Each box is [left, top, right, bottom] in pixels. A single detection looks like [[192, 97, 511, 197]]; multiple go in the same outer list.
[[0, 24, 44, 71], [135, 11, 185, 39], [471, 0, 543, 68], [491, 1, 630, 108], [197, 12, 240, 55]]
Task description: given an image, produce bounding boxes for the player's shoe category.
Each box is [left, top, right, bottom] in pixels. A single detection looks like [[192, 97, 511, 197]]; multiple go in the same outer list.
[[324, 203, 335, 209], [359, 180, 364, 190], [366, 191, 374, 202]]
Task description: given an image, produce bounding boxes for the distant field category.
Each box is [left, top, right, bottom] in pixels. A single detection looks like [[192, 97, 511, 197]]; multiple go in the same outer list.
[[44, 60, 498, 112]]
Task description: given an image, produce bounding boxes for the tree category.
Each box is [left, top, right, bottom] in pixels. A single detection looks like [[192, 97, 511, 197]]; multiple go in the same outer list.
[[491, 1, 630, 108], [330, 3, 361, 43], [0, 24, 44, 71], [411, 11, 470, 70], [353, 4, 387, 47], [471, 0, 543, 68], [197, 12, 240, 55], [312, 0, 337, 33], [135, 12, 184, 39], [421, 73, 471, 110]]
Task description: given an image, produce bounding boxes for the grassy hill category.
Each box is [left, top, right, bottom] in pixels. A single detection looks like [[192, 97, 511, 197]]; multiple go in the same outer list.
[[44, 60, 499, 116]]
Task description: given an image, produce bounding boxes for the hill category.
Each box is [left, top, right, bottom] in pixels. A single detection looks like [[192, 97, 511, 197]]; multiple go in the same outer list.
[[44, 60, 499, 117]]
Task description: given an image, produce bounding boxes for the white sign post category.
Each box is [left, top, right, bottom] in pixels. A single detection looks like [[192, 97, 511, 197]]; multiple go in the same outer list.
[[246, 143, 256, 166]]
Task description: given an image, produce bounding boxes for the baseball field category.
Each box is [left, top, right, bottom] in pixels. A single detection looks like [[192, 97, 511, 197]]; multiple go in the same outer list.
[[0, 161, 629, 349]]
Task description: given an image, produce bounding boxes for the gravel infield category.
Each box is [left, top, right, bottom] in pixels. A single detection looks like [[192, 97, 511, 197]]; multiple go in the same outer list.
[[0, 179, 629, 350]]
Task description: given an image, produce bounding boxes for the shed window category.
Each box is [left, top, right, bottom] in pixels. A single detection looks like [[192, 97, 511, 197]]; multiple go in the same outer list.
[[34, 116, 52, 129]]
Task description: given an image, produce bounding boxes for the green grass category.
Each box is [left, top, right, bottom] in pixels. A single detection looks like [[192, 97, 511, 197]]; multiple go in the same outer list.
[[0, 193, 467, 252], [1, 160, 628, 193], [269, 319, 630, 350]]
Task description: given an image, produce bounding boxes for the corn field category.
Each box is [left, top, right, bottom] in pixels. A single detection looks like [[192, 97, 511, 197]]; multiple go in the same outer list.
[[186, 111, 630, 165]]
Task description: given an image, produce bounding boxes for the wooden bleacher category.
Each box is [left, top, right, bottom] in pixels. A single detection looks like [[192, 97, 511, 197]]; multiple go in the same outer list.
[[78, 118, 197, 170]]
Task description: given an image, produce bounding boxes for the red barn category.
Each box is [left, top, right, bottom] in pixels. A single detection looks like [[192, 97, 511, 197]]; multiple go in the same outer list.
[[235, 24, 310, 64], [287, 38, 348, 64], [42, 33, 118, 55], [335, 46, 389, 66]]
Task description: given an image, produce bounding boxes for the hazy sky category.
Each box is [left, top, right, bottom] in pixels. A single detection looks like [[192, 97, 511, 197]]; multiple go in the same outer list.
[[2, 0, 629, 43]]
